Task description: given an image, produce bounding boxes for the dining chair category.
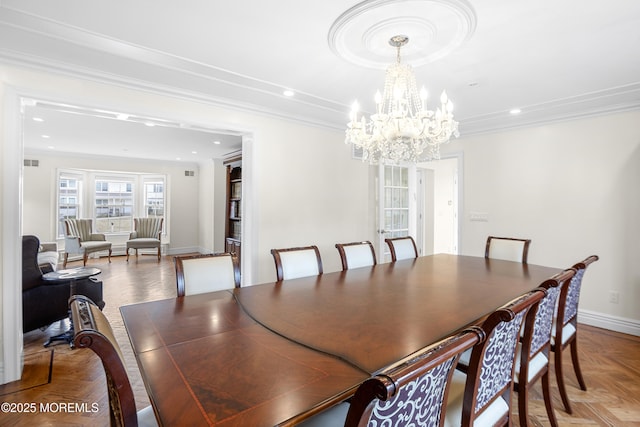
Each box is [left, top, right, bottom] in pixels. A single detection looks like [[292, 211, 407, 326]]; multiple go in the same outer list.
[[335, 241, 377, 270], [70, 294, 158, 427], [485, 236, 531, 264], [444, 289, 545, 427], [63, 218, 112, 267], [551, 255, 599, 414], [385, 236, 418, 262], [126, 217, 163, 262], [298, 327, 485, 427], [515, 268, 576, 427], [174, 253, 240, 297], [270, 245, 323, 281]]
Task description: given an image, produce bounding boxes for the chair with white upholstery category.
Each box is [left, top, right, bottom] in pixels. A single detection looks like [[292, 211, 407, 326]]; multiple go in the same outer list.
[[37, 241, 59, 272], [485, 236, 531, 264], [298, 327, 484, 427], [445, 289, 545, 427], [385, 236, 418, 262], [515, 269, 576, 427], [71, 295, 158, 427], [63, 219, 112, 267], [335, 241, 377, 271], [175, 253, 240, 297], [126, 217, 163, 262], [270, 245, 323, 281], [551, 255, 599, 414]]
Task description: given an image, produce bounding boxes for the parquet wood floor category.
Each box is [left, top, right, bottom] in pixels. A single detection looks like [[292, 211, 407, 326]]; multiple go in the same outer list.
[[3, 255, 640, 426]]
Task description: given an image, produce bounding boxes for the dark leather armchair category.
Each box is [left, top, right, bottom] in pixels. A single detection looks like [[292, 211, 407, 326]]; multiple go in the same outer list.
[[22, 235, 105, 333]]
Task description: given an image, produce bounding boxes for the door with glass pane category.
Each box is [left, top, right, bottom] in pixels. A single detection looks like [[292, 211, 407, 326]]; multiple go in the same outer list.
[[378, 165, 415, 262]]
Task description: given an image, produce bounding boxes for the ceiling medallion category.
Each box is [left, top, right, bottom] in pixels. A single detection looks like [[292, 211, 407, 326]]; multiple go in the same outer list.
[[328, 0, 477, 69]]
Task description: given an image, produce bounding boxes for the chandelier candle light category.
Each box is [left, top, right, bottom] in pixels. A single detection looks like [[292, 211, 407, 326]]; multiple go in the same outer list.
[[346, 35, 459, 164]]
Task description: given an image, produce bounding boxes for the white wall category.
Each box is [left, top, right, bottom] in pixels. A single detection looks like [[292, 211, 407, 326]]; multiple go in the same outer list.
[[441, 110, 640, 327]]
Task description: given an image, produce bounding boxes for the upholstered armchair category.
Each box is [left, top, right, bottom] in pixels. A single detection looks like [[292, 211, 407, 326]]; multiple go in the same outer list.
[[126, 217, 163, 262], [22, 235, 104, 333], [63, 219, 112, 268]]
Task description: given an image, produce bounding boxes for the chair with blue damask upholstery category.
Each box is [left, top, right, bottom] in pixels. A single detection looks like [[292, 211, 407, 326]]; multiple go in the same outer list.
[[551, 255, 598, 414], [515, 269, 576, 427], [444, 288, 545, 427], [298, 327, 484, 427]]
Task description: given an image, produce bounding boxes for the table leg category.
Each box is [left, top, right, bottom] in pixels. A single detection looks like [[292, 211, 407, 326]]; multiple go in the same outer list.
[[44, 279, 78, 348]]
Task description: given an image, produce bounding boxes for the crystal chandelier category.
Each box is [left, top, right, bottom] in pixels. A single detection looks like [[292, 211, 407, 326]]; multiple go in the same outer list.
[[346, 35, 459, 164]]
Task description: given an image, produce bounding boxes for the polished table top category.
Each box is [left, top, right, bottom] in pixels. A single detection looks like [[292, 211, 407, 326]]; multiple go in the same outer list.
[[121, 254, 560, 426], [42, 266, 101, 282]]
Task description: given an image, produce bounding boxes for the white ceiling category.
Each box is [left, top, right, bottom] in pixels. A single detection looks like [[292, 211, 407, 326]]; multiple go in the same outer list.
[[1, 0, 640, 162]]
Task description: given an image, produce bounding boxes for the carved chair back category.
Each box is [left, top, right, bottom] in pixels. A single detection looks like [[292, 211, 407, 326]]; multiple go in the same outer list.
[[270, 245, 323, 281], [385, 236, 418, 262], [175, 253, 240, 297], [485, 236, 531, 264], [345, 328, 484, 427], [71, 295, 139, 426], [335, 241, 377, 271]]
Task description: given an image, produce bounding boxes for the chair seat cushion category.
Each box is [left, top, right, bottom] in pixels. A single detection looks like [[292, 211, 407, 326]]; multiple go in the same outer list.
[[37, 251, 59, 271], [81, 241, 112, 252], [445, 370, 509, 427], [551, 322, 576, 347], [126, 238, 161, 249], [296, 402, 350, 427], [513, 343, 548, 384], [137, 405, 159, 427]]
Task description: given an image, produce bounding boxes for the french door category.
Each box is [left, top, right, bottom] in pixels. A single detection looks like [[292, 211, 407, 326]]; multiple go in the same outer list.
[[377, 164, 417, 262]]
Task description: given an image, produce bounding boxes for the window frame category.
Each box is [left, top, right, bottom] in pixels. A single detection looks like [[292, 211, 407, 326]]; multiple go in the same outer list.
[[56, 169, 167, 238]]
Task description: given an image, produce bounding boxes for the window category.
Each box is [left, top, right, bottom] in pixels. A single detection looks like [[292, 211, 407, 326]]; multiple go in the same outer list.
[[144, 179, 165, 218], [58, 173, 82, 236], [94, 178, 134, 233], [56, 170, 167, 237]]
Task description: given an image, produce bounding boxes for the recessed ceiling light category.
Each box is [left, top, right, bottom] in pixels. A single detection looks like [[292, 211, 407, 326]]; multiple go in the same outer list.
[[41, 135, 50, 138], [47, 146, 55, 150], [213, 140, 221, 145], [145, 122, 155, 127], [33, 117, 44, 122], [117, 113, 130, 120], [509, 108, 522, 115], [176, 157, 181, 161], [192, 151, 197, 154], [283, 90, 295, 97]]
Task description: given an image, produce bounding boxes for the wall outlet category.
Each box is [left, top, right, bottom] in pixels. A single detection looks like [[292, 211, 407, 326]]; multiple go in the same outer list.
[[609, 291, 619, 304]]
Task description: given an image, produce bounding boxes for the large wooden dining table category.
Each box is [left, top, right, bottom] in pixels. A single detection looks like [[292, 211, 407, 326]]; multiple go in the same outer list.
[[120, 254, 560, 426]]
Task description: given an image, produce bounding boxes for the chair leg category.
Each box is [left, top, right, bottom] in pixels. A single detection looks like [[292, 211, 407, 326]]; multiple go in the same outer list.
[[517, 383, 530, 427], [108, 248, 112, 263], [63, 253, 69, 268], [83, 253, 88, 266], [126, 247, 130, 262], [570, 338, 587, 391], [542, 371, 559, 427], [554, 345, 573, 414], [157, 247, 161, 261]]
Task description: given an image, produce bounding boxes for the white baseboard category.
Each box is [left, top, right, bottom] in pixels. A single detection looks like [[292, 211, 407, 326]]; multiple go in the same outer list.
[[578, 308, 640, 336]]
